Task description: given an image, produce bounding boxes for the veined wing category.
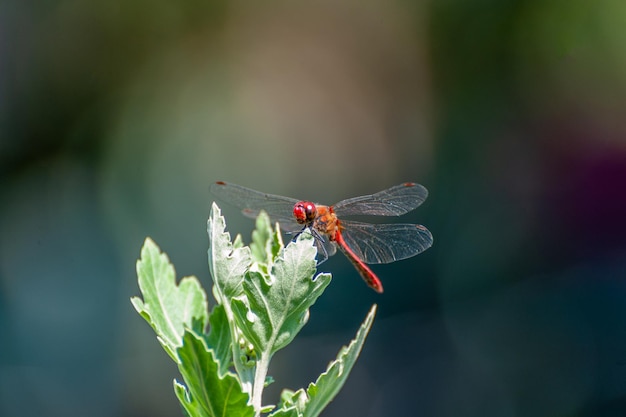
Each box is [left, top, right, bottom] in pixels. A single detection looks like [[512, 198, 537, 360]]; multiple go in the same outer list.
[[338, 220, 433, 264], [333, 182, 428, 217], [210, 181, 300, 230]]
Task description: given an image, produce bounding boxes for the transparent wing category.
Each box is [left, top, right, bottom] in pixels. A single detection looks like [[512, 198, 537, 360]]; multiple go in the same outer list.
[[333, 182, 428, 217], [338, 220, 433, 264], [210, 181, 301, 231]]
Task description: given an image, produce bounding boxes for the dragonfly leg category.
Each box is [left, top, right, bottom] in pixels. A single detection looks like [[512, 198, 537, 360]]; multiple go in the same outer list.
[[284, 230, 300, 242], [309, 228, 329, 265], [286, 225, 307, 242], [288, 226, 328, 265]]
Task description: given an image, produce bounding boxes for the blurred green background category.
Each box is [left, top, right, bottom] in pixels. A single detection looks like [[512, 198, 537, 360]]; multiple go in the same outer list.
[[2, 1, 626, 416]]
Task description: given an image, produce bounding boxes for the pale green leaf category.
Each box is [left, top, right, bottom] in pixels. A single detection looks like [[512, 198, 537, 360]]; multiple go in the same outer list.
[[132, 238, 208, 359], [250, 211, 283, 268], [271, 388, 305, 417], [269, 407, 301, 417], [175, 331, 254, 417], [207, 203, 251, 302], [231, 233, 331, 356], [233, 233, 245, 249]]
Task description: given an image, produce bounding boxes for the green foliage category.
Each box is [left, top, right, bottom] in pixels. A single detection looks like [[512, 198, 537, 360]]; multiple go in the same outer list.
[[231, 235, 330, 356], [132, 203, 377, 417], [131, 238, 208, 360], [174, 331, 254, 417]]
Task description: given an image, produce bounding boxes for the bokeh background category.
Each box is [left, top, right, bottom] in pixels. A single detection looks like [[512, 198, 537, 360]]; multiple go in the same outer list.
[[2, 1, 626, 416]]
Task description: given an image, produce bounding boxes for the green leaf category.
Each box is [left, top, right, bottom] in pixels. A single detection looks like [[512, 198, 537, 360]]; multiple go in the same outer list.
[[231, 233, 332, 356], [207, 203, 251, 302], [271, 389, 305, 417], [132, 238, 208, 359], [286, 304, 377, 417], [174, 331, 254, 417], [206, 304, 232, 376], [207, 203, 257, 395], [250, 211, 282, 266], [233, 233, 245, 249], [269, 407, 301, 417]]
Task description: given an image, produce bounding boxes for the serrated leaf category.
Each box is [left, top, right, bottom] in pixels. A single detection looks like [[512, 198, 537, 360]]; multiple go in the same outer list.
[[231, 233, 331, 356], [207, 203, 251, 302], [206, 304, 232, 376], [175, 331, 254, 417], [132, 238, 208, 359], [298, 304, 377, 417]]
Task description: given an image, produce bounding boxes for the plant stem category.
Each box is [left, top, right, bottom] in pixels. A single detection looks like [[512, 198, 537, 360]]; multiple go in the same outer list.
[[251, 353, 271, 416], [224, 307, 254, 395]]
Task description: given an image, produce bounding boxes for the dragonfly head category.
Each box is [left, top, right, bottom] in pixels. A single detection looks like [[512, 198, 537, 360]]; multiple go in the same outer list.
[[293, 201, 316, 224]]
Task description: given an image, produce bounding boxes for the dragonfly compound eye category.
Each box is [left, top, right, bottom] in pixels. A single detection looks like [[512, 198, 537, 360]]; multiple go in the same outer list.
[[293, 202, 316, 224]]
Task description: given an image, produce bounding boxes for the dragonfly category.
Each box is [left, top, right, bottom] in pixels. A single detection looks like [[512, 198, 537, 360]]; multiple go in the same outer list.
[[210, 181, 433, 293]]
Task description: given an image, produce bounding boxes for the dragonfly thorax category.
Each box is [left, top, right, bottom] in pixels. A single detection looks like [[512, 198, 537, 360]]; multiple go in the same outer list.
[[310, 205, 340, 240]]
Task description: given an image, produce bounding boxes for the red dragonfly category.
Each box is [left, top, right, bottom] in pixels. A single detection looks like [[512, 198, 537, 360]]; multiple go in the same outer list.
[[210, 181, 433, 293]]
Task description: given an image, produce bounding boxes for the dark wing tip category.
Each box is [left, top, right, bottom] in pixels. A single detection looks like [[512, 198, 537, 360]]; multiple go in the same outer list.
[[210, 181, 227, 195], [402, 182, 428, 196]]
